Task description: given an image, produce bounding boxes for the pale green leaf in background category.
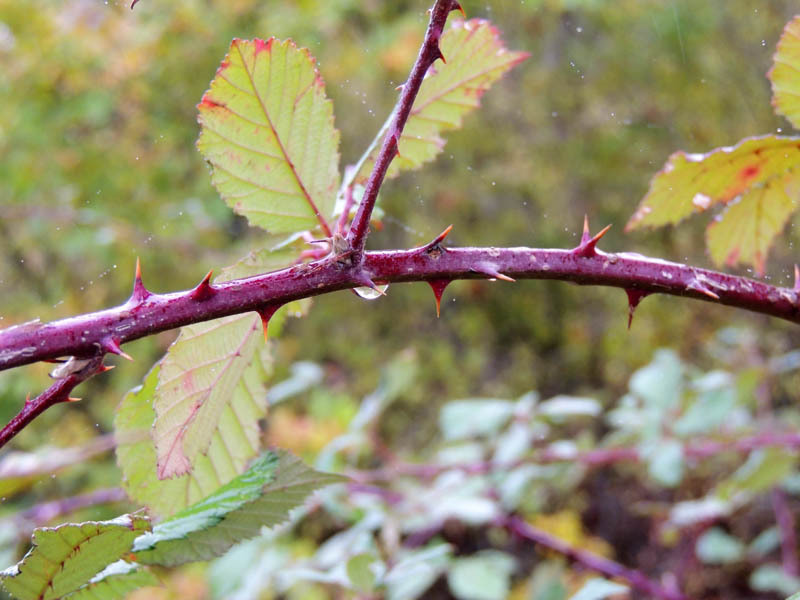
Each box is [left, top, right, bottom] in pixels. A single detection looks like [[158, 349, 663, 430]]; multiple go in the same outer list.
[[351, 19, 528, 186], [439, 399, 515, 440], [447, 550, 515, 600], [715, 448, 797, 501], [198, 38, 340, 235], [384, 544, 452, 600], [132, 450, 343, 567], [770, 16, 800, 130], [695, 527, 745, 564], [568, 578, 629, 600], [0, 514, 150, 600], [750, 564, 800, 597]]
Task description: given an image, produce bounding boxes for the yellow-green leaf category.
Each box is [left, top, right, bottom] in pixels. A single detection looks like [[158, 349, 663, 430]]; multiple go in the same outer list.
[[0, 514, 150, 600], [626, 135, 800, 272], [706, 172, 799, 274], [198, 38, 340, 235], [770, 15, 800, 130], [353, 19, 528, 184]]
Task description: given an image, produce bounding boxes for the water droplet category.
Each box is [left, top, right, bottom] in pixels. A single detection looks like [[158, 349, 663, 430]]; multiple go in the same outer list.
[[353, 283, 389, 300]]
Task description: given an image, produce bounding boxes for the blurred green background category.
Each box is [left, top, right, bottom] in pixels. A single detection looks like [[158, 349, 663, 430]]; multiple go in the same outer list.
[[1, 0, 800, 597]]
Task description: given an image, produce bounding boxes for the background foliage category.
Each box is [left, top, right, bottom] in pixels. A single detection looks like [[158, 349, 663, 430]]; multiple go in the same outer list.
[[1, 0, 800, 598]]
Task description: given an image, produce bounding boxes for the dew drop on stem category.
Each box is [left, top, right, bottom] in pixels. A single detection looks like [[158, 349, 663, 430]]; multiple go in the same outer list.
[[353, 283, 389, 300]]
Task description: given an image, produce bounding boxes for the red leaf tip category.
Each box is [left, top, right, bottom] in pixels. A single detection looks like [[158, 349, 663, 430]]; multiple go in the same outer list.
[[625, 289, 651, 329], [427, 279, 453, 317], [190, 270, 216, 302]]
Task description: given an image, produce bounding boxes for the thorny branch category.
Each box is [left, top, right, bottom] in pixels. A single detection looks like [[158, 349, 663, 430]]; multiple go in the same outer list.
[[345, 0, 463, 256]]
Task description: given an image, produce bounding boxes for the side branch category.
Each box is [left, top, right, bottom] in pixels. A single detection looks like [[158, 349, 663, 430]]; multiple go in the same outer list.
[[0, 242, 798, 374], [346, 0, 462, 253]]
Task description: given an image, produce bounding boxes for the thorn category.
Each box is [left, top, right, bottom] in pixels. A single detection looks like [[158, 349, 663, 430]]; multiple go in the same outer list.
[[473, 262, 515, 282], [687, 279, 720, 300], [100, 336, 133, 361], [352, 271, 387, 295], [67, 397, 82, 403], [427, 279, 453, 318], [395, 82, 406, 91], [625, 289, 651, 329], [190, 270, 215, 301], [24, 393, 31, 405], [423, 224, 454, 252], [794, 264, 800, 293], [130, 257, 152, 304], [581, 215, 591, 245], [574, 223, 612, 258], [256, 305, 282, 342], [433, 45, 446, 64], [99, 364, 116, 373], [130, 0, 139, 8], [451, 1, 466, 17]]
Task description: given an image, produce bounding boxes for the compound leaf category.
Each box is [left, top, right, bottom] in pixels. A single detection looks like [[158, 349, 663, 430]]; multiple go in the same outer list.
[[198, 38, 340, 235], [0, 514, 150, 600]]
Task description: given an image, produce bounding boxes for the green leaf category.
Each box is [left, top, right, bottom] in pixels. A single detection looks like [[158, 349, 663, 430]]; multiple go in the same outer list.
[[198, 38, 340, 235], [750, 564, 800, 596], [352, 19, 528, 185], [568, 579, 629, 600], [117, 353, 270, 517], [770, 16, 800, 130], [131, 450, 343, 567], [447, 551, 515, 600], [384, 544, 452, 600], [705, 172, 799, 275], [645, 438, 684, 488], [63, 562, 159, 600], [439, 399, 515, 440], [695, 527, 745, 564], [346, 553, 378, 592], [626, 135, 800, 273], [715, 448, 798, 501], [0, 514, 150, 600], [151, 248, 305, 480]]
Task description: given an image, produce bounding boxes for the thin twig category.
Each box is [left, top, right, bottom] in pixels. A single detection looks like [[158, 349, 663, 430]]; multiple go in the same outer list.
[[14, 487, 127, 530], [346, 0, 462, 254], [0, 357, 105, 449], [0, 434, 116, 480], [506, 516, 688, 600]]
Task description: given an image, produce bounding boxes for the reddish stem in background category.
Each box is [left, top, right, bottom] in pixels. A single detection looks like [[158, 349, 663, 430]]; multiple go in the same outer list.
[[346, 0, 461, 254], [507, 516, 688, 600], [771, 488, 800, 576], [15, 487, 127, 530]]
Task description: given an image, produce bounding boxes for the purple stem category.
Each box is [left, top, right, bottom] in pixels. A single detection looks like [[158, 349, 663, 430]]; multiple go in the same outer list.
[[0, 238, 799, 447], [771, 488, 800, 576], [506, 516, 688, 600], [346, 0, 462, 254], [15, 487, 127, 529], [0, 357, 104, 449]]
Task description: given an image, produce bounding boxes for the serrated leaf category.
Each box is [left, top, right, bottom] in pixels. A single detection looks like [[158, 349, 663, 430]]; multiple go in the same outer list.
[[0, 514, 150, 600], [198, 38, 340, 235], [151, 248, 306, 481], [353, 19, 528, 185], [770, 16, 800, 130], [131, 450, 343, 567], [63, 562, 158, 600], [705, 172, 799, 274], [626, 135, 800, 273], [116, 358, 264, 518]]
